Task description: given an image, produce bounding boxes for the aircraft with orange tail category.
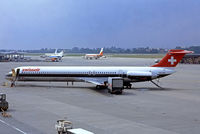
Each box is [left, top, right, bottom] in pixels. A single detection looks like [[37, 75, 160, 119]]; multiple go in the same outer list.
[[6, 49, 192, 94], [84, 48, 105, 59]]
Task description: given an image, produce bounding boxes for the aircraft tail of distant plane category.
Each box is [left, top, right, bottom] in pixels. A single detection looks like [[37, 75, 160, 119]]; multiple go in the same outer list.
[[99, 48, 103, 56], [152, 49, 193, 67], [55, 49, 58, 54], [54, 49, 64, 57], [59, 50, 64, 57]]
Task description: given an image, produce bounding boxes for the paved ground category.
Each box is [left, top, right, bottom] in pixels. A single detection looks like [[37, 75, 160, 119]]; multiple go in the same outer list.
[[0, 56, 200, 134]]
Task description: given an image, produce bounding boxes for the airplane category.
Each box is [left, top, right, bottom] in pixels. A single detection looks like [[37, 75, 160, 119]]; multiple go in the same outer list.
[[6, 49, 193, 94], [41, 49, 64, 62], [84, 48, 105, 59]]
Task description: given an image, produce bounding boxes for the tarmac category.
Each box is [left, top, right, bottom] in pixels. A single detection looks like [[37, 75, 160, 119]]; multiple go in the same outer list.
[[0, 56, 200, 134]]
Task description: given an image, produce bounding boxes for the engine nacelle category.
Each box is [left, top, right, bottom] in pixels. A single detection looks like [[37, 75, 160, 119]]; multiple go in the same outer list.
[[127, 71, 158, 79]]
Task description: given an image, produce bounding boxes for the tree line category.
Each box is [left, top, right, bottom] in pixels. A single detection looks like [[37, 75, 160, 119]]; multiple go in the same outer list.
[[1, 46, 200, 54]]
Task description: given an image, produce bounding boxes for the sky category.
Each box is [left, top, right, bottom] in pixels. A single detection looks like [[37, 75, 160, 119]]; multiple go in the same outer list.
[[0, 0, 200, 49]]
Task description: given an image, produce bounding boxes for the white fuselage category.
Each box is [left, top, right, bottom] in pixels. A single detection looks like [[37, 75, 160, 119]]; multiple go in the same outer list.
[[85, 48, 104, 59], [85, 54, 102, 59], [42, 50, 64, 59], [6, 66, 175, 83]]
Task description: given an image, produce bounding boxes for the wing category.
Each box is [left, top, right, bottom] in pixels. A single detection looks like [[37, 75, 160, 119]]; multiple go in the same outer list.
[[79, 77, 108, 85]]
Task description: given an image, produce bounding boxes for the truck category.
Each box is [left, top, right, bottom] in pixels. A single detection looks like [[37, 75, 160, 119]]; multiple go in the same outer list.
[[55, 120, 94, 134], [0, 94, 8, 111], [55, 120, 73, 134], [108, 77, 124, 94]]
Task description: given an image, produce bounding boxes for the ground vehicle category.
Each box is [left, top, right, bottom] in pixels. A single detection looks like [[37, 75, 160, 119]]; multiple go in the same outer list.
[[108, 77, 124, 94], [67, 128, 94, 134], [55, 120, 94, 134], [85, 48, 104, 60], [55, 120, 73, 134], [0, 94, 8, 111]]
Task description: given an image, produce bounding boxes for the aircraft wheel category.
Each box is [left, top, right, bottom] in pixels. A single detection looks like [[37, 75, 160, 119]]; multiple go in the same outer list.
[[111, 92, 115, 94], [1, 107, 8, 111], [96, 85, 101, 89], [115, 91, 122, 95], [11, 83, 15, 87], [125, 83, 132, 89]]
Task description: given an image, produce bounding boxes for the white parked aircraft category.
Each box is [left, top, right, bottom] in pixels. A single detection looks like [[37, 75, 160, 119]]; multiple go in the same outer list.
[[41, 49, 64, 62], [6, 49, 192, 94], [85, 48, 105, 59]]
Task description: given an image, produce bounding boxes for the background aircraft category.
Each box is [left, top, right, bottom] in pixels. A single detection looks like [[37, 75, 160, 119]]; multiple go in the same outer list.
[[41, 49, 64, 62], [84, 48, 105, 59]]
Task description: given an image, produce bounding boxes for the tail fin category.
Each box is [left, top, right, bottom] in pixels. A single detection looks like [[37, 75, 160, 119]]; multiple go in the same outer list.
[[55, 49, 58, 54], [99, 48, 103, 56], [59, 50, 64, 57], [152, 49, 193, 67]]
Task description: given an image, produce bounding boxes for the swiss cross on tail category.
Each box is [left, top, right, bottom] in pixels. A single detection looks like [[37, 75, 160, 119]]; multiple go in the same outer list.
[[152, 49, 193, 67], [168, 56, 177, 65]]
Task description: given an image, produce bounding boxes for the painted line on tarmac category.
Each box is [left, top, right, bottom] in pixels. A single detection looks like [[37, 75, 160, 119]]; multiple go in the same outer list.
[[0, 119, 27, 134]]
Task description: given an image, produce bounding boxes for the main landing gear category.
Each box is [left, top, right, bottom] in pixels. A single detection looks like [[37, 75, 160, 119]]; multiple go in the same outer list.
[[108, 89, 123, 95], [11, 82, 15, 87], [123, 82, 132, 89]]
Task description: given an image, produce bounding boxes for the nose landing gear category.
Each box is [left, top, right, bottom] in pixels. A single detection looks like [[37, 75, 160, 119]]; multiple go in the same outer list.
[[123, 82, 132, 89]]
